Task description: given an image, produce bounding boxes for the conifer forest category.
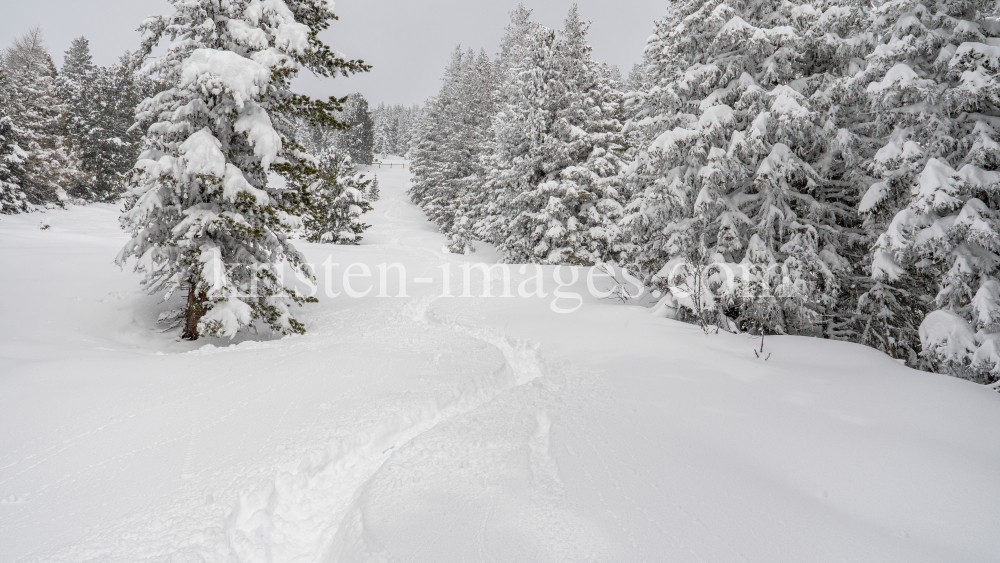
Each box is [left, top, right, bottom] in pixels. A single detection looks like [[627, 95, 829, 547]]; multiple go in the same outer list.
[[1, 1, 998, 562]]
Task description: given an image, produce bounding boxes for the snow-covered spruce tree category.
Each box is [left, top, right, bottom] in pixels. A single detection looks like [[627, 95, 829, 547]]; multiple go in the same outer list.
[[85, 54, 163, 200], [373, 103, 422, 157], [0, 74, 29, 214], [116, 0, 369, 341], [58, 48, 157, 201], [489, 6, 627, 265], [372, 102, 398, 157], [446, 51, 498, 254], [464, 4, 545, 250], [57, 37, 95, 93], [408, 49, 463, 210], [396, 105, 421, 156], [56, 37, 96, 196], [408, 69, 448, 207], [0, 117, 28, 214], [2, 27, 82, 205], [293, 113, 340, 156], [337, 92, 374, 165], [56, 38, 95, 136], [412, 48, 497, 254], [621, 0, 860, 335], [293, 149, 375, 243], [846, 0, 1000, 382], [409, 47, 496, 253]]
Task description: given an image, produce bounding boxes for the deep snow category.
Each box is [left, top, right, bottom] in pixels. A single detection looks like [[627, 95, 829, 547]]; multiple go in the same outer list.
[[1, 160, 999, 563]]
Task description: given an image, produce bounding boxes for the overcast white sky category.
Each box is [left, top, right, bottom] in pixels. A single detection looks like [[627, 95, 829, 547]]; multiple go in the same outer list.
[[0, 0, 665, 106]]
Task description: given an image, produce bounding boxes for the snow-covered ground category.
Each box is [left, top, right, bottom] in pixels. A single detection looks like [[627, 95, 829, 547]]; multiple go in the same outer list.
[[1, 160, 999, 563]]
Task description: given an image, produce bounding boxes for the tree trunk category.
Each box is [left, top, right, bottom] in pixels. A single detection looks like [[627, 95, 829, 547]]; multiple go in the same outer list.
[[181, 280, 207, 341]]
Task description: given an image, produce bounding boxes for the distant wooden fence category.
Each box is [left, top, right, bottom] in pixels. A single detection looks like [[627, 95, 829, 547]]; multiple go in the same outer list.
[[372, 162, 406, 169]]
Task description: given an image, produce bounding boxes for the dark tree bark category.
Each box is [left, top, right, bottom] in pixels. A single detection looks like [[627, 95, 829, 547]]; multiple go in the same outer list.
[[181, 281, 207, 341]]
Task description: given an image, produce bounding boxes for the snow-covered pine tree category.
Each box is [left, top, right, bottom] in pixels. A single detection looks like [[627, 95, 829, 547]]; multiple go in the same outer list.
[[2, 27, 82, 205], [372, 102, 398, 157], [384, 115, 397, 159], [58, 48, 157, 201], [0, 72, 29, 214], [0, 116, 28, 214], [410, 48, 474, 239], [409, 47, 497, 253], [293, 149, 376, 243], [396, 105, 420, 156], [495, 3, 542, 77], [846, 0, 1000, 382], [431, 49, 496, 253], [337, 93, 374, 165], [466, 4, 546, 250], [372, 104, 423, 158], [622, 0, 857, 335], [83, 54, 161, 200], [116, 0, 369, 341], [372, 102, 389, 156], [489, 6, 627, 265], [292, 113, 339, 156], [55, 39, 95, 131], [58, 36, 95, 88], [56, 37, 96, 196], [445, 50, 497, 254]]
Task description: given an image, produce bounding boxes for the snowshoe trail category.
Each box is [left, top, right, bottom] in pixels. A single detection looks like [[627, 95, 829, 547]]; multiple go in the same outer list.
[[224, 301, 548, 563]]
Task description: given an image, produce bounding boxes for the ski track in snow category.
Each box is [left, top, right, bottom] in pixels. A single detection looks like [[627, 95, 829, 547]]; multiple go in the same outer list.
[[2, 158, 1000, 563], [225, 296, 550, 563]]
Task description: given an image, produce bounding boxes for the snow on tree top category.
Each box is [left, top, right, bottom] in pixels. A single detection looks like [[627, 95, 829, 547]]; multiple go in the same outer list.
[[227, 20, 270, 50], [816, 6, 851, 27], [649, 127, 699, 154], [912, 158, 962, 213], [243, 0, 311, 52], [952, 41, 1000, 68], [179, 128, 227, 177], [763, 26, 798, 42], [871, 248, 906, 281], [972, 278, 1000, 325], [873, 139, 922, 165], [178, 128, 269, 204], [180, 49, 270, 109], [911, 214, 957, 246], [894, 14, 926, 35], [959, 69, 991, 91], [867, 63, 929, 93], [755, 143, 796, 178], [919, 309, 978, 360], [958, 163, 1000, 188], [697, 104, 735, 130], [859, 181, 889, 214], [274, 21, 310, 54], [790, 4, 820, 18], [680, 63, 721, 91], [720, 16, 754, 35], [951, 198, 997, 246], [972, 336, 1000, 374], [954, 20, 983, 36], [769, 85, 810, 119], [222, 164, 269, 204]]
